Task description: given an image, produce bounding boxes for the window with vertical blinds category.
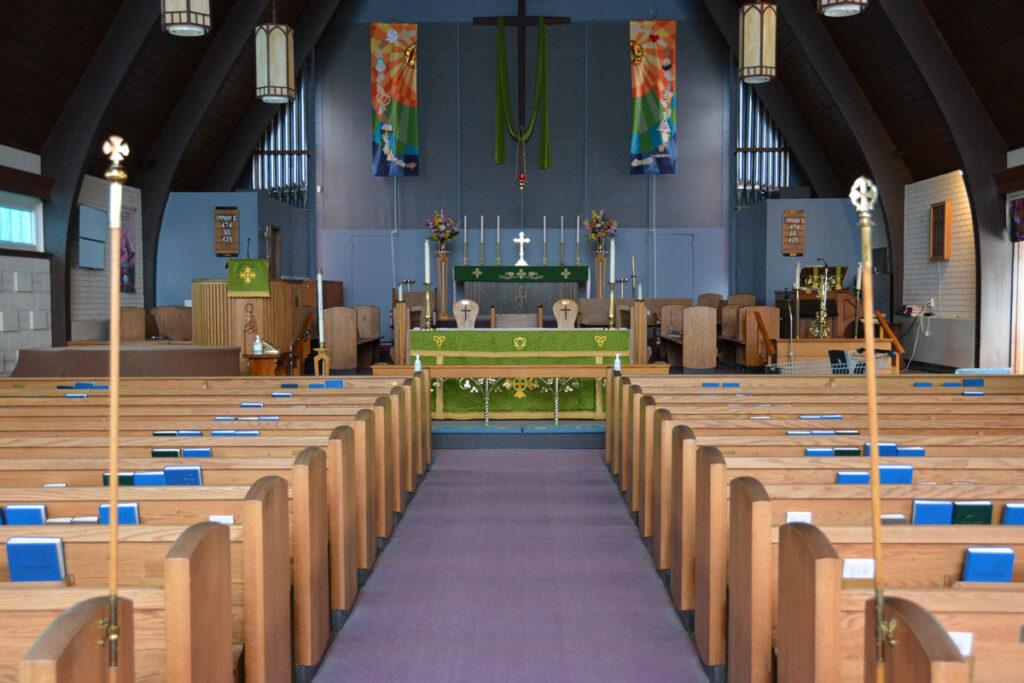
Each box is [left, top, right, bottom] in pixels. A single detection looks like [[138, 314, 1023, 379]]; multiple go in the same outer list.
[[736, 81, 790, 206], [252, 66, 309, 208], [0, 190, 42, 250]]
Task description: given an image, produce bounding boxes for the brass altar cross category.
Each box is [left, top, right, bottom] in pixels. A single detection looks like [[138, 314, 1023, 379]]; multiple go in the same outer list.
[[513, 231, 530, 266]]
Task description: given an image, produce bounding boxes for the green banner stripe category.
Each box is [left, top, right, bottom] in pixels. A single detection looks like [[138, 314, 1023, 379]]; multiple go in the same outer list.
[[453, 265, 589, 283]]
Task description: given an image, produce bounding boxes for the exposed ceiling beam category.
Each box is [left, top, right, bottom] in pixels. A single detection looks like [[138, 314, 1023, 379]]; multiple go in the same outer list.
[[878, 0, 1009, 367], [39, 2, 158, 345], [698, 0, 845, 198], [136, 0, 273, 310], [0, 166, 54, 201], [776, 0, 911, 315], [202, 0, 346, 192]]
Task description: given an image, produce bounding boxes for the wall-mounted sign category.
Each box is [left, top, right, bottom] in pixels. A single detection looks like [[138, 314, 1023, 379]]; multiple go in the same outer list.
[[214, 207, 239, 256], [782, 209, 806, 256]]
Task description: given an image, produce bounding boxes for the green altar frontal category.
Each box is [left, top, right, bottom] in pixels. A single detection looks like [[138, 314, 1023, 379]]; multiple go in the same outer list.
[[409, 328, 630, 420]]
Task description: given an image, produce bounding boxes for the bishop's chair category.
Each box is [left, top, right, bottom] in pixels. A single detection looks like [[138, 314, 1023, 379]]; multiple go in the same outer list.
[[552, 299, 579, 328], [453, 299, 480, 329]]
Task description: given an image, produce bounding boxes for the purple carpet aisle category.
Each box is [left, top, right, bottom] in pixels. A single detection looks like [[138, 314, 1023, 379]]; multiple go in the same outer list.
[[313, 448, 709, 682]]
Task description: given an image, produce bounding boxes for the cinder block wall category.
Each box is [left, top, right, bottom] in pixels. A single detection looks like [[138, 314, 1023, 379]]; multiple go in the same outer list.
[[0, 254, 51, 375]]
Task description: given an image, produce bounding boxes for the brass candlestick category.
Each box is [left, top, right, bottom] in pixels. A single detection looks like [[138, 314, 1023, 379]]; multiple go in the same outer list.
[[617, 277, 629, 299], [424, 283, 433, 330]]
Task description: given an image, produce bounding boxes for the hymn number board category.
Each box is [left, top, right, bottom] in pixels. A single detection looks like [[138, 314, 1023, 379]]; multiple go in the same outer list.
[[214, 207, 239, 256], [782, 209, 806, 257]]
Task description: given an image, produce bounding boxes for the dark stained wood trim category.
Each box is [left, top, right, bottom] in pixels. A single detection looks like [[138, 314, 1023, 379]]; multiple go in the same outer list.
[[136, 0, 273, 310], [0, 166, 54, 201], [40, 1, 158, 346], [202, 0, 347, 192], [698, 0, 845, 199], [879, 0, 1010, 366], [776, 0, 912, 318], [994, 165, 1024, 196]]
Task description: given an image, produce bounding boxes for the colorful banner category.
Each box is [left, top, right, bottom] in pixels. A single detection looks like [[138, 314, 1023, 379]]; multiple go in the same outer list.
[[629, 21, 677, 175], [120, 210, 135, 294], [227, 259, 270, 298], [371, 23, 419, 176]]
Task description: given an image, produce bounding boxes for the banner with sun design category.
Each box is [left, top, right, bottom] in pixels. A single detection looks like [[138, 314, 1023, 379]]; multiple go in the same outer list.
[[371, 23, 419, 176], [629, 21, 677, 175]]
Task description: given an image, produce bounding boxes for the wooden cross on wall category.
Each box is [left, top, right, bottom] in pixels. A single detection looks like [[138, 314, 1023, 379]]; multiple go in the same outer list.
[[473, 1, 570, 141]]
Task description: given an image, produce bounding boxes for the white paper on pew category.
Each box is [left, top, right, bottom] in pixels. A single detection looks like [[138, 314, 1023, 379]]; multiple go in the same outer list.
[[749, 415, 770, 420], [209, 515, 235, 525], [786, 511, 812, 524], [842, 558, 875, 579], [947, 631, 973, 657], [43, 483, 67, 487]]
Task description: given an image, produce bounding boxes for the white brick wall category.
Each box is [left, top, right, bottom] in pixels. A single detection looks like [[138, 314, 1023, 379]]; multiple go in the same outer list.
[[70, 176, 144, 327], [903, 171, 976, 318], [0, 254, 51, 375]]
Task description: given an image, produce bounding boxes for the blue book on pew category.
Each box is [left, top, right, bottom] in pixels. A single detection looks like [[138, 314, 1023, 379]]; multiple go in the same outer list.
[[723, 382, 740, 388], [183, 448, 211, 458], [63, 393, 87, 399], [309, 383, 326, 389], [214, 417, 236, 421], [701, 382, 719, 388], [6, 537, 65, 581], [1002, 503, 1024, 525], [280, 383, 298, 389], [240, 402, 264, 408], [163, 465, 203, 486], [271, 392, 292, 398], [897, 447, 926, 457], [325, 380, 345, 388], [257, 416, 279, 421], [176, 430, 202, 437], [133, 471, 165, 486], [810, 430, 836, 435], [805, 448, 834, 457], [963, 378, 984, 387], [74, 382, 95, 389], [4, 504, 47, 525], [99, 502, 140, 525], [912, 499, 953, 525], [943, 381, 962, 387], [787, 430, 812, 435], [913, 381, 932, 387], [963, 391, 985, 396], [211, 430, 236, 436], [864, 442, 898, 456], [879, 465, 913, 484], [836, 471, 869, 484], [962, 547, 1014, 582], [233, 430, 259, 437]]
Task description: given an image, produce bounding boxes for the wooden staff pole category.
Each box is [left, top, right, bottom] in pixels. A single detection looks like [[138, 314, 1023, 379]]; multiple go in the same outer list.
[[850, 177, 886, 677], [102, 136, 129, 673]]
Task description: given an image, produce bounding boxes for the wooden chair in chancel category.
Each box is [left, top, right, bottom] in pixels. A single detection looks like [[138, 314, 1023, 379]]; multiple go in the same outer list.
[[490, 305, 542, 328], [578, 298, 609, 327], [120, 306, 146, 341], [727, 293, 756, 307], [697, 293, 723, 310], [453, 299, 480, 329], [552, 299, 579, 328]]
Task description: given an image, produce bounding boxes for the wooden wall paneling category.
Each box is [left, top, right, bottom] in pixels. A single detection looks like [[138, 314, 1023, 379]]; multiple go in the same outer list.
[[191, 280, 229, 346]]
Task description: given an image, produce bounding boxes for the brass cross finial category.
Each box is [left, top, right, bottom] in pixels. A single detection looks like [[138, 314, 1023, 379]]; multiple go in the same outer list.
[[103, 136, 129, 165], [849, 176, 878, 215]]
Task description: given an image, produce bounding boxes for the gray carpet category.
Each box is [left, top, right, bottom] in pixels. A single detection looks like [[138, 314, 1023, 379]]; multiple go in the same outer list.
[[313, 448, 708, 682]]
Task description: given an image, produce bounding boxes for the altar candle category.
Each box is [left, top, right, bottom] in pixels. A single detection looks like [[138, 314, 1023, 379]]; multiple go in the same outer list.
[[397, 284, 403, 302], [560, 215, 564, 243], [576, 215, 580, 243], [480, 215, 484, 244], [856, 261, 863, 291], [794, 261, 801, 289], [316, 269, 324, 344], [638, 282, 643, 300], [542, 216, 546, 245], [463, 215, 467, 249], [424, 240, 431, 285], [609, 240, 616, 281]]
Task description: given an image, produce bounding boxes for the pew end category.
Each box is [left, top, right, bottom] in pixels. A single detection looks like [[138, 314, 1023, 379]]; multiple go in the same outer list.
[[20, 596, 134, 683], [864, 596, 968, 683]]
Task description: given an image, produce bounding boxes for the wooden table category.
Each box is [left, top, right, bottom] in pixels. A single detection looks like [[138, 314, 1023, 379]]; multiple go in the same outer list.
[[245, 353, 280, 376]]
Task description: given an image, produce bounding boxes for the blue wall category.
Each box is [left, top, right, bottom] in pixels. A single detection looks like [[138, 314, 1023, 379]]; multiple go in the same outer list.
[[157, 191, 311, 306], [314, 2, 732, 335]]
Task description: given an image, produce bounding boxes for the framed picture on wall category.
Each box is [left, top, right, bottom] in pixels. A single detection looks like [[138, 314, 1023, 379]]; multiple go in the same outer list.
[[930, 201, 951, 261], [1009, 196, 1024, 243]]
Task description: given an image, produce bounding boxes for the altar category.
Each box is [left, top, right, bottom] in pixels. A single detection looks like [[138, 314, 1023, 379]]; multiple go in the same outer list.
[[454, 265, 588, 317], [409, 327, 629, 419]]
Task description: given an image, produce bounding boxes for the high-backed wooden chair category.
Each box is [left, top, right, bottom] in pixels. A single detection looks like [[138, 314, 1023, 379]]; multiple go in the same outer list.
[[490, 305, 542, 328], [552, 299, 579, 328], [119, 306, 146, 341], [578, 298, 609, 327], [323, 306, 358, 371], [727, 293, 757, 307], [453, 299, 480, 328], [697, 293, 723, 310], [394, 288, 437, 329], [150, 305, 193, 341]]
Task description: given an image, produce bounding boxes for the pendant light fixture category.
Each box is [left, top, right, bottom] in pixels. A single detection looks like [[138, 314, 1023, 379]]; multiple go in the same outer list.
[[161, 0, 211, 37], [818, 0, 869, 17], [255, 2, 295, 103], [738, 2, 777, 84]]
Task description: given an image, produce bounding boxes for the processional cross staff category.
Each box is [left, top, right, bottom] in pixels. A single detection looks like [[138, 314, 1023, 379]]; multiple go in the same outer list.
[[474, 0, 570, 188]]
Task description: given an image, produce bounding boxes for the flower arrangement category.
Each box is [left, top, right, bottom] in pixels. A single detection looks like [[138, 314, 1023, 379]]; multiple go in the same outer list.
[[585, 209, 617, 248], [426, 210, 459, 245]]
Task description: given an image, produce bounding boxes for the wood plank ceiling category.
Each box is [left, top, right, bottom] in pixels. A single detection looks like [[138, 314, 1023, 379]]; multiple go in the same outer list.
[[1, 0, 1022, 195]]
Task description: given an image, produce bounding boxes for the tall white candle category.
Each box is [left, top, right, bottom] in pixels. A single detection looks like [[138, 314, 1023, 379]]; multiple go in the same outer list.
[[609, 240, 616, 282], [560, 215, 564, 243], [397, 284, 403, 302], [576, 215, 580, 243], [497, 215, 500, 241], [480, 215, 484, 244], [794, 261, 801, 289], [316, 269, 324, 344], [855, 261, 863, 291], [463, 215, 467, 250], [424, 240, 431, 285], [542, 216, 546, 245]]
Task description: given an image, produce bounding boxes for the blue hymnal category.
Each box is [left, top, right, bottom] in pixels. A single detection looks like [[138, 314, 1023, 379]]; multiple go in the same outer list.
[[234, 430, 260, 436], [821, 415, 843, 420], [6, 537, 65, 581], [240, 402, 264, 408], [962, 547, 1015, 582], [309, 383, 326, 389], [943, 381, 962, 387], [164, 465, 203, 486], [805, 447, 834, 457], [74, 382, 95, 389], [1002, 503, 1024, 525], [810, 430, 837, 435], [99, 502, 140, 525], [214, 416, 236, 421], [176, 430, 202, 437], [63, 393, 87, 399], [211, 430, 236, 436], [864, 442, 898, 456], [133, 471, 165, 486], [963, 391, 985, 396], [913, 381, 932, 387], [257, 416, 279, 421], [963, 378, 984, 388], [897, 447, 926, 457], [837, 471, 869, 484], [325, 380, 345, 388], [183, 448, 211, 458], [879, 465, 913, 484], [271, 392, 292, 398], [5, 504, 47, 525], [701, 382, 719, 388], [723, 382, 740, 388], [912, 499, 953, 525], [788, 430, 812, 435]]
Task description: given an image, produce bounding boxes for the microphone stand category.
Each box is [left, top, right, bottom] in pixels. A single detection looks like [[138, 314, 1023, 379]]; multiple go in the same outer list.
[[785, 288, 795, 368]]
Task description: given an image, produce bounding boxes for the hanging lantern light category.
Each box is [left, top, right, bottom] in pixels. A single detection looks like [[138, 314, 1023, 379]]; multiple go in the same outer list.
[[739, 2, 777, 84], [255, 22, 295, 103], [161, 0, 211, 37], [818, 0, 869, 17]]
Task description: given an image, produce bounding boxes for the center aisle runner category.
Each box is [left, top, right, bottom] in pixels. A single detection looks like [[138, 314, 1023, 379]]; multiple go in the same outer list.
[[314, 448, 709, 682]]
